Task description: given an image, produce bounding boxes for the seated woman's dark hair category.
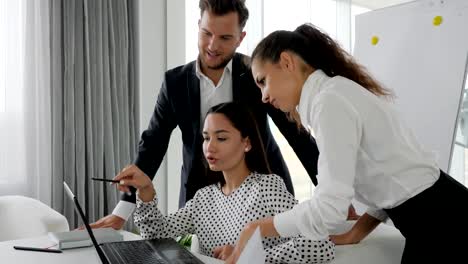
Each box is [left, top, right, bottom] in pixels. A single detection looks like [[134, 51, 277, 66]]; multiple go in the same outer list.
[[203, 102, 271, 186]]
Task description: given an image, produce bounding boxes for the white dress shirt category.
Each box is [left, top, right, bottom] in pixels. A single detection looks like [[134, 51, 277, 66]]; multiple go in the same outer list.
[[274, 69, 440, 240], [196, 59, 233, 125], [112, 59, 234, 221]]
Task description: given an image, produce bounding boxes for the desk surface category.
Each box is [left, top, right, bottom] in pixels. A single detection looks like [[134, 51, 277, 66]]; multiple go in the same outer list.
[[1, 223, 404, 264], [0, 231, 222, 264], [331, 221, 404, 264]]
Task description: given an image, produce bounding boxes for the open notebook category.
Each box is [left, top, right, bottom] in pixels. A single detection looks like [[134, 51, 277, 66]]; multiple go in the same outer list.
[[49, 227, 123, 249]]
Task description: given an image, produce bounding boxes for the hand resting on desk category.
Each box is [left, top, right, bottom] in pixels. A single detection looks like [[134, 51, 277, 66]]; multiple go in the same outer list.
[[85, 214, 125, 230], [330, 213, 381, 245]]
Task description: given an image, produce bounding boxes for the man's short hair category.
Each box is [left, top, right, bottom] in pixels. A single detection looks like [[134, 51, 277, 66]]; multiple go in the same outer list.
[[199, 0, 249, 29]]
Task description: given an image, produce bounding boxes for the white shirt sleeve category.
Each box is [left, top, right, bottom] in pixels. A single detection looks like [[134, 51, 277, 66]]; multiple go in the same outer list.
[[262, 175, 335, 263], [276, 92, 362, 240], [274, 206, 301, 237], [112, 200, 136, 220]]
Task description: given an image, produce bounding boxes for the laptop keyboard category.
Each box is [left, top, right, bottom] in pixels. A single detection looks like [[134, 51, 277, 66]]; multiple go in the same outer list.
[[108, 241, 167, 264]]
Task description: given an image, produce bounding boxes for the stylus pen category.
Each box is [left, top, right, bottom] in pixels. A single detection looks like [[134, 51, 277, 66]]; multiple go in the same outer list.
[[13, 246, 62, 253], [91, 177, 120, 183]]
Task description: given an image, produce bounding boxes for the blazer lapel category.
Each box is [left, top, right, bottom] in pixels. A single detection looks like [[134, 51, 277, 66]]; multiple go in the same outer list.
[[232, 53, 250, 102], [188, 63, 201, 135]]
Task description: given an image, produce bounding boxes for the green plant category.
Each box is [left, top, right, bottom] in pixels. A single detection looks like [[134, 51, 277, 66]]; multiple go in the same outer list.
[[177, 234, 192, 248]]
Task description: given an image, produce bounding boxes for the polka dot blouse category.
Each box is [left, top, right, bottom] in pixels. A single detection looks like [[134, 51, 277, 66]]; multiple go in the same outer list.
[[134, 172, 335, 263]]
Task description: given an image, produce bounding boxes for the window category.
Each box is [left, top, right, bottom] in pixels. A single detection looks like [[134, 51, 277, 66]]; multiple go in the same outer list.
[[0, 0, 24, 114], [0, 0, 8, 113], [0, 0, 25, 186], [449, 68, 468, 187]]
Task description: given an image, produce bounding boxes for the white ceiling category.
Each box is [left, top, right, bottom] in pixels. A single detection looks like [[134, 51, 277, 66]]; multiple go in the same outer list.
[[353, 0, 414, 10]]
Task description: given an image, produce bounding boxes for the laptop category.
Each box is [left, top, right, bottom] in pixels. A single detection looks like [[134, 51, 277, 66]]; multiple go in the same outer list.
[[63, 181, 205, 264]]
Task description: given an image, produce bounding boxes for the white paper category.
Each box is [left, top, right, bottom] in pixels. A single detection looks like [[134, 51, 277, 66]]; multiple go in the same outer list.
[[237, 227, 266, 264]]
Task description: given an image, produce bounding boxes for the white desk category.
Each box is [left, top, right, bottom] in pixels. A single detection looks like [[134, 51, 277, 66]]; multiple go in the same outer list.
[[0, 231, 222, 264], [1, 223, 403, 264], [188, 221, 404, 264], [331, 221, 405, 264]]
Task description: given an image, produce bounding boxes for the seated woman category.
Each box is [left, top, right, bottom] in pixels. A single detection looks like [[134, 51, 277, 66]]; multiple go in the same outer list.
[[114, 102, 335, 263]]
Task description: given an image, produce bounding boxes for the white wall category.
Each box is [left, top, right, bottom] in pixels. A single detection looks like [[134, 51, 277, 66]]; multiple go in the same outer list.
[[138, 0, 186, 214], [166, 0, 186, 214], [138, 0, 167, 214]]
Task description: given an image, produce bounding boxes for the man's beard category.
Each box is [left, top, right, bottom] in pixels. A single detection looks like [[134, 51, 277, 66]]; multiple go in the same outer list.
[[199, 51, 235, 70]]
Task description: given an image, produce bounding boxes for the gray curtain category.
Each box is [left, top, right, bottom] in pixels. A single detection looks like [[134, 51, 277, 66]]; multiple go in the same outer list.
[[50, 0, 139, 229]]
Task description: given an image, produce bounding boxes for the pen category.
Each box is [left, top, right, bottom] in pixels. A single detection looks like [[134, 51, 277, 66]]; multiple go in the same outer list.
[[91, 177, 120, 183], [13, 246, 62, 253]]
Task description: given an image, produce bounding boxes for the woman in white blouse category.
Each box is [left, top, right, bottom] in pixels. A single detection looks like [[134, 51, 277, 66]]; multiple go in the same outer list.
[[226, 24, 468, 264], [113, 102, 334, 263]]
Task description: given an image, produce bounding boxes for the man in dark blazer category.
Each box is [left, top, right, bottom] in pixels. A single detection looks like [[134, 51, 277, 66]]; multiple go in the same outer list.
[[90, 0, 320, 230]]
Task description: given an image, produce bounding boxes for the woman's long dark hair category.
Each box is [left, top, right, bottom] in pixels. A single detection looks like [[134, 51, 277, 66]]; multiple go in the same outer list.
[[203, 102, 271, 186], [251, 23, 393, 98]]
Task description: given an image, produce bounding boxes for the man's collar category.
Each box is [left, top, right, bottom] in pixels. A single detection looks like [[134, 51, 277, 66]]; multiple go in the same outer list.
[[195, 57, 233, 80]]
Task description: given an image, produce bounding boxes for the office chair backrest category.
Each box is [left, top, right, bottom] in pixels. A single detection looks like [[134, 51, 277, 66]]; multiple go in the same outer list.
[[0, 195, 69, 241]]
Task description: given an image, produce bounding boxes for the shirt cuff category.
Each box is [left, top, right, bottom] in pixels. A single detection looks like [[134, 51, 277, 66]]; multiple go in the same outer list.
[[274, 208, 301, 238], [136, 193, 158, 207], [112, 200, 136, 221], [365, 207, 388, 222]]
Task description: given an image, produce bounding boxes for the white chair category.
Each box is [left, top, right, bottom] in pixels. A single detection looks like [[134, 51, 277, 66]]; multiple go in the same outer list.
[[0, 195, 69, 241]]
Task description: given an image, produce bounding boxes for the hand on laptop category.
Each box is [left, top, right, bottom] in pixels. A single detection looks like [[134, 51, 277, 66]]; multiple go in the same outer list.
[[86, 214, 126, 230], [113, 164, 156, 202]]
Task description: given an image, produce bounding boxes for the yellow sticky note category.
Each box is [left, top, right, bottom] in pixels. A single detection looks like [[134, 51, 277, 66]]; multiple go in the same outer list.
[[433, 16, 443, 26], [371, 36, 379, 45]]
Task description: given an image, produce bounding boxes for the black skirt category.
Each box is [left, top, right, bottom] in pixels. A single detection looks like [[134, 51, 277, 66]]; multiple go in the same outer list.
[[384, 170, 468, 263]]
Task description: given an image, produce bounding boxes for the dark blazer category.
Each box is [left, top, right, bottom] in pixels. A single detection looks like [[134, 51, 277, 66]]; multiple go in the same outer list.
[[124, 53, 319, 207]]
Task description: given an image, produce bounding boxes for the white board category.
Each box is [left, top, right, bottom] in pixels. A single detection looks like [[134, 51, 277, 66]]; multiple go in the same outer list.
[[353, 0, 468, 171]]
